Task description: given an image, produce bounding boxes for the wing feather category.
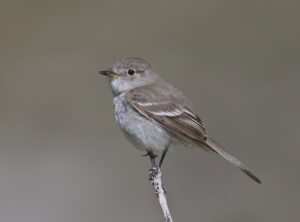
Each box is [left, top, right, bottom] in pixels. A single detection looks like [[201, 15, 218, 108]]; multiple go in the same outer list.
[[126, 91, 208, 150]]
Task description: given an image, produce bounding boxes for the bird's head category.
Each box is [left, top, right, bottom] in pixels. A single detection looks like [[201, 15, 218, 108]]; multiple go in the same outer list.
[[100, 57, 159, 94]]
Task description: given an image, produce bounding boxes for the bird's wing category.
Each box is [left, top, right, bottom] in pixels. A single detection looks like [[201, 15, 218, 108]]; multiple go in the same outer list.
[[126, 87, 261, 184], [126, 89, 209, 150]]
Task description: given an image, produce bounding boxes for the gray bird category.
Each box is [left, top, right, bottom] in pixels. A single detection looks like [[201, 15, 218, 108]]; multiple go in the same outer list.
[[100, 56, 261, 184]]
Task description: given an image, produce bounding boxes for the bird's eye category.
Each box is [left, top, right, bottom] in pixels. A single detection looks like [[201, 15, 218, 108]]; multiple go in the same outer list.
[[128, 69, 135, 75]]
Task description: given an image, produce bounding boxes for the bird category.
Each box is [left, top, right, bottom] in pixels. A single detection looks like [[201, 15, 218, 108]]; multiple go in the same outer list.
[[99, 56, 261, 184]]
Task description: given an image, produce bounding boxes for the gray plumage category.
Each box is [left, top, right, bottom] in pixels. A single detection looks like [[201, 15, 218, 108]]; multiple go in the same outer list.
[[100, 56, 261, 184]]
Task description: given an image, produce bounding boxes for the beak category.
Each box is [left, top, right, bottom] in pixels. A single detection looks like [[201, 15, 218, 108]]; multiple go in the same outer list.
[[99, 70, 119, 78]]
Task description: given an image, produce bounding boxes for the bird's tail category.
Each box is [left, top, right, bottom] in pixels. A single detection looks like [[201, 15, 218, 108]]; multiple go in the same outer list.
[[204, 137, 261, 184]]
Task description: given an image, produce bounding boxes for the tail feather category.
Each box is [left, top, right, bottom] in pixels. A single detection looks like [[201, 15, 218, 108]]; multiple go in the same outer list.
[[204, 137, 261, 184]]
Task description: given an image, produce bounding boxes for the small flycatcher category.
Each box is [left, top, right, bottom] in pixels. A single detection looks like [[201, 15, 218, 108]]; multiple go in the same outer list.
[[100, 57, 261, 184]]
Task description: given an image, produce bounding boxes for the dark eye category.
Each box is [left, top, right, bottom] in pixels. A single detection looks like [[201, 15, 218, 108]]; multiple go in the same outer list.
[[128, 69, 135, 75]]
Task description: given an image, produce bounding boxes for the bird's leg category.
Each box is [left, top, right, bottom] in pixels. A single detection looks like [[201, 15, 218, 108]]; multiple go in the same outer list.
[[159, 148, 168, 168], [147, 151, 158, 180]]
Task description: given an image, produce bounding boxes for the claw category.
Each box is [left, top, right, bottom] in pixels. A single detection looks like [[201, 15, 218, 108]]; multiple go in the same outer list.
[[149, 167, 158, 180]]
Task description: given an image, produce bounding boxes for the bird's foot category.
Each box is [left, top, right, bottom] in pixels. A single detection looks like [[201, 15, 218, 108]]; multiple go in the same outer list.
[[149, 166, 159, 181]]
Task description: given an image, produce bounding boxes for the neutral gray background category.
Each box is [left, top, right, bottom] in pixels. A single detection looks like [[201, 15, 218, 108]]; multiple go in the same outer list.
[[1, 0, 299, 221]]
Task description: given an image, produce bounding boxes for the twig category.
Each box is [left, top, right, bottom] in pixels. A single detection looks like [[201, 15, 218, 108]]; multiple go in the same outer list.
[[149, 166, 173, 222]]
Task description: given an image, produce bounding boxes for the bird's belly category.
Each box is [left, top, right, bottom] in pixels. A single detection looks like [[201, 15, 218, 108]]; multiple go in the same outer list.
[[113, 96, 170, 153]]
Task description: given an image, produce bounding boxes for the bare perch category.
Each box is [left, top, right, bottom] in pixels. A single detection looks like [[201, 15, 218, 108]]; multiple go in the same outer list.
[[149, 166, 173, 222]]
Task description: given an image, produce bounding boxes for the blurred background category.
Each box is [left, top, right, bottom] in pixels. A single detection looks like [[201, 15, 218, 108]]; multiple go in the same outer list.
[[1, 0, 299, 221]]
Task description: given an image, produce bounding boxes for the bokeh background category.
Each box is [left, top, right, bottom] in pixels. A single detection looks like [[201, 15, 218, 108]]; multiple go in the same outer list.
[[1, 0, 299, 221]]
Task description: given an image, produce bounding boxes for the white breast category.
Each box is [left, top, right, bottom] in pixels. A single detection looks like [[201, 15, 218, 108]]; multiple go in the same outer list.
[[113, 94, 171, 154]]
